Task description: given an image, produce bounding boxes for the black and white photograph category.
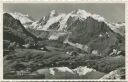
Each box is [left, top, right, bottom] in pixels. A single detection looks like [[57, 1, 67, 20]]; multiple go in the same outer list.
[[3, 3, 125, 80]]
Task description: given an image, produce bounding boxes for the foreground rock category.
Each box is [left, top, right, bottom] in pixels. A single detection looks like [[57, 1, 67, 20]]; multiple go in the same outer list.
[[100, 67, 125, 79]]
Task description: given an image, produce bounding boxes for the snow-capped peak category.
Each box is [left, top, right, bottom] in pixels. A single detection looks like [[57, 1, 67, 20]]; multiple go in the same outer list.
[[92, 14, 105, 22], [34, 9, 108, 31], [31, 9, 123, 36], [42, 13, 66, 30], [58, 9, 106, 31], [71, 9, 91, 16], [70, 9, 105, 22], [9, 12, 34, 24]]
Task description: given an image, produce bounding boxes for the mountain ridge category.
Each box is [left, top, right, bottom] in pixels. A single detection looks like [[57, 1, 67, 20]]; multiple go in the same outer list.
[[3, 13, 39, 44]]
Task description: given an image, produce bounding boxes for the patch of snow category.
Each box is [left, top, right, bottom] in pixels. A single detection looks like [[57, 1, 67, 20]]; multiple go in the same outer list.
[[48, 34, 59, 40], [49, 10, 56, 18], [64, 38, 88, 51], [99, 34, 103, 37], [82, 45, 89, 51], [31, 21, 38, 27], [22, 44, 30, 48], [92, 50, 98, 55], [92, 14, 105, 22], [75, 43, 83, 49], [66, 51, 70, 54], [48, 67, 75, 75], [106, 32, 108, 34], [49, 68, 55, 75], [73, 66, 96, 76], [49, 32, 66, 40], [55, 67, 74, 74], [117, 51, 121, 55], [114, 23, 125, 28], [109, 49, 118, 56], [113, 49, 117, 53], [36, 68, 50, 75], [25, 21, 42, 29], [58, 13, 71, 31], [105, 32, 110, 37]]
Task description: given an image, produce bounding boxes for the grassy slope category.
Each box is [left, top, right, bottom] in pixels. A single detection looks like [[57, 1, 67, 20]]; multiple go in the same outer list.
[[4, 46, 125, 79]]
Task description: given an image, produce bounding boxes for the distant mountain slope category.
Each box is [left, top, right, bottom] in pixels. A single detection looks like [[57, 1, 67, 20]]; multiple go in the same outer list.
[[67, 16, 124, 56], [3, 13, 38, 44], [109, 22, 125, 36], [23, 9, 125, 56], [5, 10, 125, 57]]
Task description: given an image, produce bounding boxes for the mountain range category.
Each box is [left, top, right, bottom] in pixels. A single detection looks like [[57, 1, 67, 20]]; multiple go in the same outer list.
[[3, 9, 125, 79]]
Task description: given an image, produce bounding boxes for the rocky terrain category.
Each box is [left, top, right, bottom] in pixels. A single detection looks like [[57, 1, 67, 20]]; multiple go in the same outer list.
[[3, 10, 125, 79]]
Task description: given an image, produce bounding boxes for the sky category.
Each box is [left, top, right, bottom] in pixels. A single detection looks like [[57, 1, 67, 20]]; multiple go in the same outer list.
[[3, 3, 125, 23]]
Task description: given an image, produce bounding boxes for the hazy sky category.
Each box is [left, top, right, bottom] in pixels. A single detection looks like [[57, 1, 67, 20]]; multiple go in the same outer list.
[[3, 3, 125, 23]]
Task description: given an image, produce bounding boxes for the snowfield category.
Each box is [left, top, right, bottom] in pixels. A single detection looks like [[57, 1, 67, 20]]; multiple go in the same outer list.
[[9, 12, 34, 24]]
